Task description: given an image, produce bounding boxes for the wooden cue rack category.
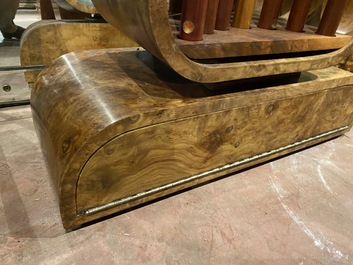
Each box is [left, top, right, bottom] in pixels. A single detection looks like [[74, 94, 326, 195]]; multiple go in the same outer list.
[[31, 0, 353, 230]]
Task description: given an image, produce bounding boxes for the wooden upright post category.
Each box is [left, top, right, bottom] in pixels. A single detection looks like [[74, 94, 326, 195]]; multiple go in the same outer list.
[[40, 0, 56, 19], [179, 0, 209, 41], [204, 0, 220, 34], [232, 0, 256, 29], [215, 0, 234, 30], [286, 0, 313, 32], [258, 0, 283, 30], [316, 0, 347, 36]]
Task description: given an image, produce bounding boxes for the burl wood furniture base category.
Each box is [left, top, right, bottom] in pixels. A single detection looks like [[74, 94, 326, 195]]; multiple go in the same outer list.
[[31, 48, 353, 230]]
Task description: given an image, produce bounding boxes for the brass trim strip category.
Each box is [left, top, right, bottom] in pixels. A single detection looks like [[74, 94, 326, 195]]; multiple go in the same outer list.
[[0, 65, 45, 71], [80, 126, 348, 216]]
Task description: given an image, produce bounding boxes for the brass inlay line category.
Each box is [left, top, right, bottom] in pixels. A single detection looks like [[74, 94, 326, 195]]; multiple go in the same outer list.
[[80, 126, 348, 216], [0, 65, 45, 71]]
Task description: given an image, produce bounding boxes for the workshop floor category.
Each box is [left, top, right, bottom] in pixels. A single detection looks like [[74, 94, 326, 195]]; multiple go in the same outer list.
[[1, 105, 353, 265]]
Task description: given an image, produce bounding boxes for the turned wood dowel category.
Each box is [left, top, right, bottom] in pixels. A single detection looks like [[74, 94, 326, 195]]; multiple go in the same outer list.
[[204, 0, 220, 34], [317, 0, 347, 36], [286, 0, 313, 32], [169, 0, 183, 14], [179, 0, 209, 41], [215, 0, 234, 30], [232, 0, 256, 29], [258, 0, 283, 30]]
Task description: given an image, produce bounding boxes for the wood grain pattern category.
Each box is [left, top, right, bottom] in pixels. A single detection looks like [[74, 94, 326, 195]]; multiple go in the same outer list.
[[92, 0, 353, 83], [31, 48, 353, 230], [20, 20, 138, 84]]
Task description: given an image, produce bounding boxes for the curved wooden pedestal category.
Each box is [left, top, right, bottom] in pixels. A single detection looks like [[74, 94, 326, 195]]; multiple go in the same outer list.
[[31, 48, 353, 230]]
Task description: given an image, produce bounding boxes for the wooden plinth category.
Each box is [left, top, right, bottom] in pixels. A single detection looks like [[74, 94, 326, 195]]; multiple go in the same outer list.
[[31, 48, 353, 230]]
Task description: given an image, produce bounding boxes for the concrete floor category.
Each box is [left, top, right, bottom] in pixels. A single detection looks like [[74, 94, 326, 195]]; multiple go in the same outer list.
[[1, 7, 353, 265], [1, 105, 353, 264]]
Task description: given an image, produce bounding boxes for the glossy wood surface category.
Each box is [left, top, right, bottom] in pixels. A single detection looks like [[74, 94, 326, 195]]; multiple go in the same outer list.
[[92, 0, 353, 83], [20, 20, 138, 83], [31, 48, 353, 230]]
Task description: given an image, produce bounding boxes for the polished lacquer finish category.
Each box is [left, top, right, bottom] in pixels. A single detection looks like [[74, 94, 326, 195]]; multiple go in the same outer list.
[[31, 49, 353, 230]]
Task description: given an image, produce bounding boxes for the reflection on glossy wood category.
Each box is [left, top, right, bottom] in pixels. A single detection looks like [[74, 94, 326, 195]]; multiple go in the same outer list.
[[31, 49, 353, 230]]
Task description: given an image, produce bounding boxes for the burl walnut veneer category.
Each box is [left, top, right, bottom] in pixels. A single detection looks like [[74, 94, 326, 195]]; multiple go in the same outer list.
[[31, 49, 353, 230]]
